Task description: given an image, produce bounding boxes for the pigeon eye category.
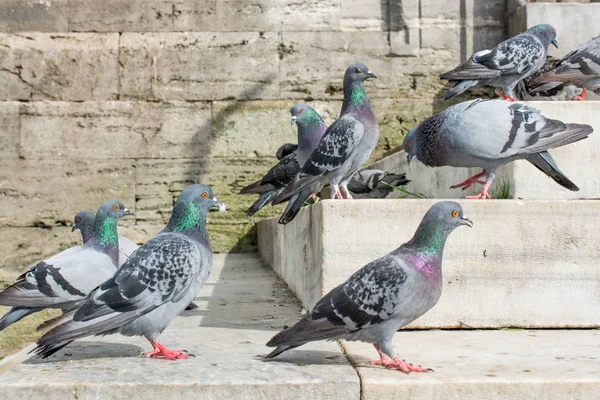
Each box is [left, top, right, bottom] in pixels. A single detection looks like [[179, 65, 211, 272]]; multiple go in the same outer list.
[[551, 30, 555, 35], [202, 192, 209, 199], [405, 141, 411, 147], [298, 109, 303, 114], [113, 204, 119, 210], [75, 217, 81, 222], [451, 210, 459, 217], [354, 68, 360, 73]]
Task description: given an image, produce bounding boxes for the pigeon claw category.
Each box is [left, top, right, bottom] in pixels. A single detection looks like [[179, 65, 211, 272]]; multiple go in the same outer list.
[[495, 89, 515, 102], [370, 354, 431, 374], [146, 340, 192, 360], [573, 88, 587, 101]]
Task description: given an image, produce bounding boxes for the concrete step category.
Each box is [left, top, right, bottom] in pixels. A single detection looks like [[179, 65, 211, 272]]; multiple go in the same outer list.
[[369, 101, 600, 200], [1, 254, 599, 399], [258, 199, 600, 328]]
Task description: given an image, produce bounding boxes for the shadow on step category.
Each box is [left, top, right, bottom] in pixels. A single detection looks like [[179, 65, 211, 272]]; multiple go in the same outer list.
[[23, 342, 143, 364]]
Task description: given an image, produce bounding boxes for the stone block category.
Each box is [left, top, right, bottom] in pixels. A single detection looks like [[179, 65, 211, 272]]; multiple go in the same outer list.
[[507, 1, 600, 59], [119, 32, 280, 101], [0, 102, 21, 159], [0, 159, 135, 228], [258, 199, 600, 328], [18, 101, 211, 160], [0, 0, 68, 32], [0, 33, 118, 101], [340, 0, 418, 31]]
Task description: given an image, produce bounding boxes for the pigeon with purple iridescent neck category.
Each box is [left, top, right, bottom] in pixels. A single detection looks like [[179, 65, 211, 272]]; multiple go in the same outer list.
[[273, 64, 380, 224], [266, 201, 472, 373], [0, 201, 133, 333], [240, 103, 327, 216]]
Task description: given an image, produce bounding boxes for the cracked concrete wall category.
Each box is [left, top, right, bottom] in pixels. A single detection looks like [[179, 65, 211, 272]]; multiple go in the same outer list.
[[0, 0, 506, 278]]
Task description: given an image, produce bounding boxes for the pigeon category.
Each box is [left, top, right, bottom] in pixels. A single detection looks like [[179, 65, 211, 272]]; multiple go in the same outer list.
[[266, 201, 472, 373], [528, 35, 600, 101], [240, 103, 327, 216], [72, 210, 138, 267], [34, 184, 226, 360], [273, 64, 380, 224], [403, 99, 593, 199], [440, 24, 558, 101], [0, 201, 132, 332], [346, 169, 410, 199], [515, 56, 583, 101]]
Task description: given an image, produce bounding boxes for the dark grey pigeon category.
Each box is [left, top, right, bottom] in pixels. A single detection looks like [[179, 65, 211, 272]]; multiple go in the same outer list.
[[34, 184, 226, 360], [529, 35, 600, 101], [403, 99, 593, 199], [273, 64, 380, 224], [276, 143, 298, 160], [0, 201, 133, 333], [346, 169, 410, 198], [266, 201, 472, 373], [240, 103, 327, 216], [440, 24, 558, 101], [72, 210, 138, 267], [515, 56, 582, 101]]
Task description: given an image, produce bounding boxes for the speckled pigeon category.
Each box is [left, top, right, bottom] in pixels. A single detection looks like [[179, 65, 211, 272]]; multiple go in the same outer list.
[[72, 210, 138, 267], [273, 64, 380, 224], [529, 35, 600, 101], [346, 169, 410, 198], [240, 103, 327, 216], [34, 184, 226, 360], [0, 201, 133, 333], [440, 24, 558, 101], [515, 56, 582, 101], [266, 201, 472, 373], [403, 99, 593, 199]]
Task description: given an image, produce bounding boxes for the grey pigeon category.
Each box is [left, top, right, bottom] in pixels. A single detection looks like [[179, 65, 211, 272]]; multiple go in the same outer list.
[[440, 24, 558, 101], [0, 201, 132, 332], [273, 64, 380, 224], [34, 184, 226, 360], [346, 169, 410, 198], [266, 201, 472, 373], [529, 35, 600, 101], [240, 103, 327, 216], [403, 99, 593, 199], [276, 143, 298, 160], [72, 210, 138, 267]]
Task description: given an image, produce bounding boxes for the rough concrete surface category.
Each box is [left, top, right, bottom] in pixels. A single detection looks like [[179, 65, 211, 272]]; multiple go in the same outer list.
[[344, 329, 600, 400], [258, 199, 600, 328], [0, 254, 360, 399]]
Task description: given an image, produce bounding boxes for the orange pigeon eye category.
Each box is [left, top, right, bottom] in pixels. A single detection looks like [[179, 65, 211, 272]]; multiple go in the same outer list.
[[75, 217, 81, 222], [113, 204, 119, 210], [405, 141, 411, 147], [202, 192, 209, 199], [355, 68, 360, 73], [298, 108, 303, 114], [451, 210, 459, 217]]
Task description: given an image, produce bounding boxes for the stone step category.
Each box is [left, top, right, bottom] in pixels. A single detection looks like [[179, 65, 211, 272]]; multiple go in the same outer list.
[[257, 199, 600, 328], [369, 101, 600, 200], [1, 254, 599, 399]]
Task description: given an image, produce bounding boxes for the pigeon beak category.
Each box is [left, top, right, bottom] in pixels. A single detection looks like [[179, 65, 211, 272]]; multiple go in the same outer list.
[[552, 38, 558, 49], [71, 225, 78, 232], [290, 116, 297, 126], [123, 208, 134, 216], [460, 216, 473, 228], [211, 197, 228, 213], [366, 71, 377, 80], [406, 154, 413, 165]]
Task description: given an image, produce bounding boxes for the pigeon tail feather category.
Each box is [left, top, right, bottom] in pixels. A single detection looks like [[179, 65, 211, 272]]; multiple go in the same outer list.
[[527, 122, 593, 153], [246, 190, 281, 216], [442, 80, 480, 100], [240, 180, 276, 195], [0, 307, 42, 332], [278, 187, 316, 225], [527, 151, 579, 191], [32, 340, 73, 359]]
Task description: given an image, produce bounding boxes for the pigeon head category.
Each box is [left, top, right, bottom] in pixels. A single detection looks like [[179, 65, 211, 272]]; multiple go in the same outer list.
[[72, 211, 95, 243], [91, 200, 133, 262], [343, 63, 377, 86], [403, 128, 417, 165], [276, 143, 298, 160], [96, 200, 134, 221], [290, 103, 323, 128], [168, 184, 227, 233], [528, 24, 558, 49], [422, 201, 473, 231]]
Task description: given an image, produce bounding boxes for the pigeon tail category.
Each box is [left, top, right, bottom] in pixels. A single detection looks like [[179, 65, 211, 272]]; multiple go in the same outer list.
[[246, 190, 281, 216], [278, 187, 316, 225], [185, 301, 199, 311], [239, 180, 276, 195], [272, 175, 322, 205], [0, 307, 42, 332], [32, 340, 73, 359], [265, 344, 301, 359], [526, 121, 593, 153], [442, 80, 480, 100], [527, 151, 579, 191]]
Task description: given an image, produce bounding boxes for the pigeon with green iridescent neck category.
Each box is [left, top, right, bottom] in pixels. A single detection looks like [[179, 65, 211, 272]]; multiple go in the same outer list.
[[0, 201, 133, 333], [441, 24, 558, 101], [273, 64, 380, 224], [240, 103, 327, 216], [71, 210, 138, 267], [267, 201, 472, 373], [35, 184, 226, 360]]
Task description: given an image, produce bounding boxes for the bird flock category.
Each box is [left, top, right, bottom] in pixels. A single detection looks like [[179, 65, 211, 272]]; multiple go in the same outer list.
[[0, 24, 596, 372]]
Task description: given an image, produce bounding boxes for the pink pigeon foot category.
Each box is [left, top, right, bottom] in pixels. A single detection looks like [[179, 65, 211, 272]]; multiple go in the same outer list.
[[573, 88, 587, 101], [334, 188, 343, 199], [450, 172, 486, 191], [339, 186, 354, 200], [370, 344, 432, 374], [308, 193, 319, 200], [145, 340, 192, 360], [465, 181, 492, 199], [495, 89, 515, 102]]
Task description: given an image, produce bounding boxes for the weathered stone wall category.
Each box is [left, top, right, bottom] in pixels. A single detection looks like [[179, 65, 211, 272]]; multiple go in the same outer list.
[[0, 0, 506, 277]]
